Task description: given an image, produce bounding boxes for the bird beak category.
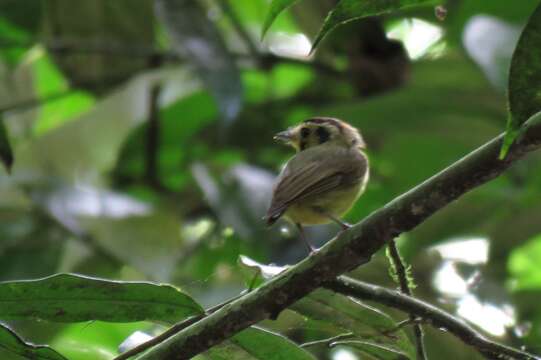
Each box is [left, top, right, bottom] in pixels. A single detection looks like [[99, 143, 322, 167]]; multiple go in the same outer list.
[[273, 130, 292, 143]]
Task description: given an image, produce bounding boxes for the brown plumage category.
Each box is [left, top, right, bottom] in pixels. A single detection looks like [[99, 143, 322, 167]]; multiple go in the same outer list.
[[265, 117, 369, 251]]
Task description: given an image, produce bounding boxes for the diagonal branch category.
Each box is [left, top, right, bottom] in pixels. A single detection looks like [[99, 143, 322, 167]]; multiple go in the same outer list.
[[326, 277, 539, 360], [139, 119, 541, 360]]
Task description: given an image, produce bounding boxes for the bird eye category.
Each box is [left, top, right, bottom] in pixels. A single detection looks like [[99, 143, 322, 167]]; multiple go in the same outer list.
[[316, 126, 330, 143], [300, 127, 310, 138]]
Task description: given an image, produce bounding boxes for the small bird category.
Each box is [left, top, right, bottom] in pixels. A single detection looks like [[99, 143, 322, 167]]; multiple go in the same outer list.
[[265, 117, 369, 252]]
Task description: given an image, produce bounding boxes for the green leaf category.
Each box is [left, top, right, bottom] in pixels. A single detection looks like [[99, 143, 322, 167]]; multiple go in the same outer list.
[[237, 257, 414, 358], [502, 2, 541, 157], [205, 327, 315, 360], [0, 17, 33, 66], [0, 273, 203, 323], [0, 115, 13, 173], [508, 233, 541, 291], [292, 290, 415, 359], [52, 322, 149, 360], [155, 0, 243, 123], [0, 323, 67, 360], [311, 0, 441, 51], [31, 52, 95, 135], [261, 0, 302, 39]]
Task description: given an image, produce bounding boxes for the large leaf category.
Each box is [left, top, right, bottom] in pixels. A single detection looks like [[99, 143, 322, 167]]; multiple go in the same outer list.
[[312, 0, 441, 51], [502, 2, 541, 157], [204, 327, 315, 360], [261, 0, 302, 39], [0, 114, 13, 172], [292, 291, 414, 359], [0, 273, 203, 322], [155, 0, 243, 123], [238, 256, 415, 359], [0, 323, 67, 360]]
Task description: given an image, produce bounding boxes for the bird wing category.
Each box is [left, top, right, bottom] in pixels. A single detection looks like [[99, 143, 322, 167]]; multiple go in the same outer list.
[[266, 147, 364, 225]]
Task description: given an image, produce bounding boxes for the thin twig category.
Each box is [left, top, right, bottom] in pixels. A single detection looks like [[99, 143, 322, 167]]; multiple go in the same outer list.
[[387, 239, 427, 360], [381, 317, 426, 337], [301, 332, 355, 348], [216, 0, 259, 59], [144, 84, 162, 186], [326, 277, 540, 360]]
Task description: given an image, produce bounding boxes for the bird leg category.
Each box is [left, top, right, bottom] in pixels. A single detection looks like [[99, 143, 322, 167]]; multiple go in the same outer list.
[[313, 207, 351, 231], [296, 223, 316, 253]]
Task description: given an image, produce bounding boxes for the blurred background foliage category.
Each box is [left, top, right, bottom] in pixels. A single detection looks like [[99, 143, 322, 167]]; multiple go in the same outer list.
[[0, 0, 540, 359]]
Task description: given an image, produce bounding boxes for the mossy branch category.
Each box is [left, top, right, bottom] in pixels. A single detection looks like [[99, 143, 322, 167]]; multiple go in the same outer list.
[[138, 119, 541, 360]]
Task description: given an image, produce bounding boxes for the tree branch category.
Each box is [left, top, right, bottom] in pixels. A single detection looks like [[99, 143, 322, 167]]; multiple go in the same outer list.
[[326, 277, 539, 360], [144, 84, 162, 186], [387, 239, 427, 360], [114, 292, 247, 360], [216, 0, 259, 59], [138, 119, 541, 359]]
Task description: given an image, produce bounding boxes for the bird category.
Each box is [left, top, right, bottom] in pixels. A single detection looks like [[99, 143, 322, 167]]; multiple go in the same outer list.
[[265, 117, 369, 252]]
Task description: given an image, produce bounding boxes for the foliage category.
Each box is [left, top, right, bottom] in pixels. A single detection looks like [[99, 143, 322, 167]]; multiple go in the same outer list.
[[503, 2, 541, 156], [0, 0, 539, 359], [0, 323, 66, 360]]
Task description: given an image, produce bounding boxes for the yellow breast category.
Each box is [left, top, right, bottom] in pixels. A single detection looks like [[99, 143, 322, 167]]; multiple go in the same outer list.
[[284, 181, 364, 225]]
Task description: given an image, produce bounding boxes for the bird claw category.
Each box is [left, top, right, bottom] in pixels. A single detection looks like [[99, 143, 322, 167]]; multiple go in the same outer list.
[[339, 222, 352, 231]]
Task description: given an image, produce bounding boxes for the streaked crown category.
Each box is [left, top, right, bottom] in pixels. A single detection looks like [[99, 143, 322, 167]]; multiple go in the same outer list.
[[274, 117, 365, 152]]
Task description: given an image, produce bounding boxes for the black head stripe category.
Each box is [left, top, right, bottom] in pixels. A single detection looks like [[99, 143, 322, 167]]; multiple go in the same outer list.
[[316, 126, 330, 144], [300, 127, 310, 138], [304, 117, 343, 133]]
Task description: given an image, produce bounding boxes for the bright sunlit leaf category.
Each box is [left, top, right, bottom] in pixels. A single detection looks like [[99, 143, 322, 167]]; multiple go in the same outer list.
[[312, 0, 442, 51], [261, 0, 302, 39], [387, 18, 444, 60], [31, 49, 95, 135], [51, 322, 149, 360], [508, 233, 541, 291]]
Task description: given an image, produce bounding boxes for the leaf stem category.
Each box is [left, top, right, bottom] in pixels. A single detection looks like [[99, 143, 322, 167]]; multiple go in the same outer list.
[[387, 239, 427, 360]]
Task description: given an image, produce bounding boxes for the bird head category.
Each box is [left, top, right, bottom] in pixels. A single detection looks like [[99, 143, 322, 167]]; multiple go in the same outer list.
[[273, 117, 365, 152]]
